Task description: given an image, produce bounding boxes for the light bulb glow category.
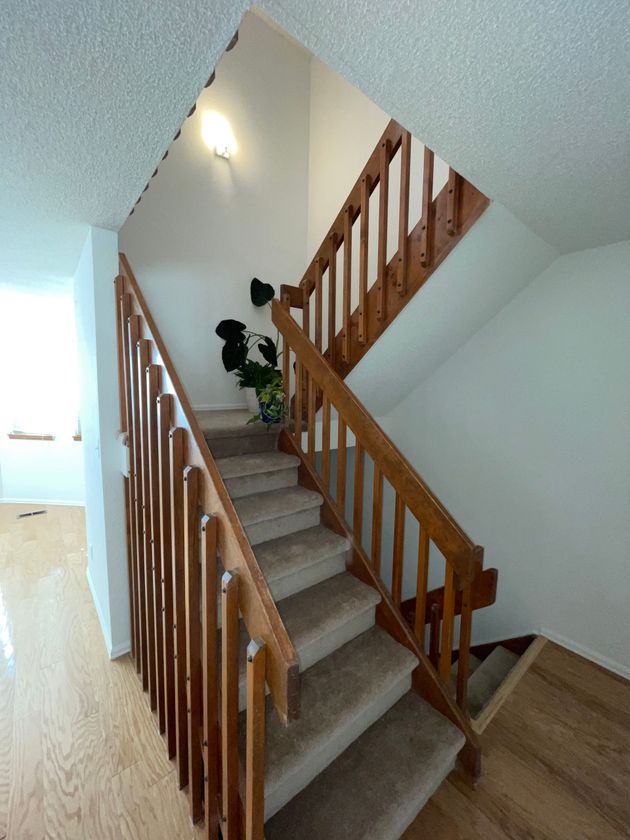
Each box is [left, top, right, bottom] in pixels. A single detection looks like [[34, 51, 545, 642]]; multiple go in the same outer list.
[[201, 111, 237, 159]]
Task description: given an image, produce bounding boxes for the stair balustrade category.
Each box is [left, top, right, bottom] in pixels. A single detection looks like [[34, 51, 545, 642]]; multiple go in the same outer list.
[[116, 255, 295, 839]]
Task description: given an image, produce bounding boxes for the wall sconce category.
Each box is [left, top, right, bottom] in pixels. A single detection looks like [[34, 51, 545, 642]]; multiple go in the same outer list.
[[202, 111, 237, 160]]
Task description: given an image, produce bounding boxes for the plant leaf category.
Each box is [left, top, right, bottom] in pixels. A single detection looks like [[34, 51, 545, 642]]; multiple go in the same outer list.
[[250, 277, 275, 307], [216, 319, 246, 340], [258, 336, 278, 367], [221, 339, 247, 372]]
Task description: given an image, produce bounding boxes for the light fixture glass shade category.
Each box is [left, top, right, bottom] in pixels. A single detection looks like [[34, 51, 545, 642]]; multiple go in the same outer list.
[[201, 111, 237, 159]]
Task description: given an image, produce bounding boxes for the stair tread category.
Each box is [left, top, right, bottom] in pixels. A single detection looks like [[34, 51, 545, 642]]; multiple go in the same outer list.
[[265, 691, 465, 840], [216, 451, 299, 479], [196, 408, 280, 438], [253, 625, 417, 814], [234, 486, 322, 526], [254, 525, 350, 588], [468, 646, 520, 717], [236, 573, 381, 683]]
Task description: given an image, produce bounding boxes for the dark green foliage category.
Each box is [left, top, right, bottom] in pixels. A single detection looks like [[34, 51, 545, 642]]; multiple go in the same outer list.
[[258, 335, 278, 367], [250, 277, 275, 307], [216, 319, 246, 340]]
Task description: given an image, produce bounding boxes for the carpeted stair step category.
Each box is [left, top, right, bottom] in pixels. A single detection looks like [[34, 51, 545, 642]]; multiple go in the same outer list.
[[196, 408, 281, 458], [467, 645, 520, 717], [233, 573, 381, 709], [234, 486, 323, 545], [254, 525, 349, 601], [265, 691, 465, 840], [215, 451, 299, 498], [244, 625, 418, 820]]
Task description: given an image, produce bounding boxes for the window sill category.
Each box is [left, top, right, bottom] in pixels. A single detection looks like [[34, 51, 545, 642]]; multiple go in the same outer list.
[[8, 432, 56, 441]]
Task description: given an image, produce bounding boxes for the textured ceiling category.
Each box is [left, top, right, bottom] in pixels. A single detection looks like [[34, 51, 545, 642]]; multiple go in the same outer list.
[[0, 0, 247, 283], [2, 0, 628, 285], [259, 0, 630, 253]]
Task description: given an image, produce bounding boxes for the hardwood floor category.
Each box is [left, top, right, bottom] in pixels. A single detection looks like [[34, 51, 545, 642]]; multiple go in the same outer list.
[[0, 503, 204, 840], [1, 503, 628, 839], [404, 640, 630, 839]]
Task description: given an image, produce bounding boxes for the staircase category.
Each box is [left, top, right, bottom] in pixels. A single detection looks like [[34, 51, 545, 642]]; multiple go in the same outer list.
[[114, 113, 496, 839], [196, 410, 465, 835]]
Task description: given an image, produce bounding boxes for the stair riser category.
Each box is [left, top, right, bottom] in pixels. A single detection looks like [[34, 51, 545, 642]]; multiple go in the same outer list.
[[223, 467, 298, 499], [268, 551, 348, 603], [206, 432, 279, 459], [237, 604, 378, 711], [244, 506, 321, 546], [264, 671, 413, 821]]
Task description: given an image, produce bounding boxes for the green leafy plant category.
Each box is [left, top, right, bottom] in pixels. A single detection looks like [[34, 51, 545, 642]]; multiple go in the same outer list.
[[215, 278, 285, 424], [248, 370, 285, 425]]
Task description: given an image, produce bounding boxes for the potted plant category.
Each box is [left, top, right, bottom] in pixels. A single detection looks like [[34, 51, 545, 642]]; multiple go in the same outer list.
[[215, 278, 285, 424]]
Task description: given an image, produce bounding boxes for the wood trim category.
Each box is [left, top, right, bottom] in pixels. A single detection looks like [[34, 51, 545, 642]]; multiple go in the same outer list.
[[401, 567, 498, 628], [471, 636, 548, 734], [278, 428, 482, 781], [272, 300, 483, 584], [119, 254, 300, 724], [7, 432, 55, 441]]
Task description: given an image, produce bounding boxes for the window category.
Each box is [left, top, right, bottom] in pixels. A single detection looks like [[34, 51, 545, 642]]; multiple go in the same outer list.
[[0, 287, 80, 438]]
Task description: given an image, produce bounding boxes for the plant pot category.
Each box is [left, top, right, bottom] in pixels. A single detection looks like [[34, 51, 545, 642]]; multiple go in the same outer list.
[[244, 387, 259, 413], [258, 400, 281, 425]]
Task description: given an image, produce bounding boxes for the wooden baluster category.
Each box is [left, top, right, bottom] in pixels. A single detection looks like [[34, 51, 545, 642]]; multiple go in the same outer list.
[[123, 475, 135, 661], [146, 363, 165, 731], [397, 130, 411, 295], [281, 323, 290, 426], [342, 205, 353, 363], [314, 258, 323, 353], [429, 602, 440, 667], [221, 571, 240, 839], [138, 337, 155, 703], [127, 314, 146, 681], [358, 175, 371, 344], [119, 294, 137, 664], [414, 528, 430, 646], [456, 581, 473, 710], [157, 393, 176, 759], [294, 359, 303, 445], [392, 493, 405, 606], [184, 466, 203, 823], [336, 416, 347, 517], [307, 370, 316, 461], [245, 639, 266, 840], [321, 394, 331, 491], [201, 515, 219, 840], [446, 167, 461, 236], [439, 564, 456, 681], [302, 282, 310, 342], [327, 233, 337, 367], [420, 147, 435, 268], [371, 465, 383, 574], [114, 276, 128, 433], [353, 441, 365, 543], [169, 426, 188, 788], [377, 138, 390, 320]]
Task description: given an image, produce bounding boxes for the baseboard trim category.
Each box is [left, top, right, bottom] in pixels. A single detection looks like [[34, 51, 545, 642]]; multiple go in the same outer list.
[[540, 627, 630, 681], [1, 497, 85, 506], [192, 402, 246, 412]]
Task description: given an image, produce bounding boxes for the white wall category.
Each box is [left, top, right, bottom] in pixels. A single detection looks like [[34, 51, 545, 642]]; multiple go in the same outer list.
[[0, 438, 84, 504], [119, 12, 311, 410], [74, 226, 129, 658], [385, 240, 630, 677]]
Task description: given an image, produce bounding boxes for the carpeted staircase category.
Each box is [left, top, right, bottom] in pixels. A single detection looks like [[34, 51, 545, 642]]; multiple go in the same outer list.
[[197, 409, 466, 838]]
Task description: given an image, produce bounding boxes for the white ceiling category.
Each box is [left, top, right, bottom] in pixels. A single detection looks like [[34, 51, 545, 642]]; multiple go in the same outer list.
[[1, 0, 628, 286], [259, 0, 630, 253], [0, 0, 246, 283]]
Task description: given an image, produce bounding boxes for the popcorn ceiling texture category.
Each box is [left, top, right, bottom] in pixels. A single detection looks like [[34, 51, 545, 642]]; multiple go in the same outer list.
[[2, 0, 628, 282], [0, 0, 248, 281], [259, 0, 630, 253]]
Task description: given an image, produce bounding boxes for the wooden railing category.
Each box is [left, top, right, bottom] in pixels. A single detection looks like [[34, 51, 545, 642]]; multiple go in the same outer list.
[[273, 298, 485, 719], [281, 119, 489, 384], [116, 255, 299, 839]]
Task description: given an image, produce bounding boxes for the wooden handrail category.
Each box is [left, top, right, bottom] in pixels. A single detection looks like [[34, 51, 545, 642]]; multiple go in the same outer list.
[[119, 254, 300, 724], [273, 299, 483, 584]]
